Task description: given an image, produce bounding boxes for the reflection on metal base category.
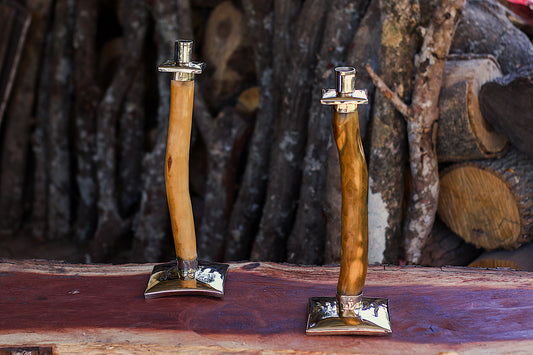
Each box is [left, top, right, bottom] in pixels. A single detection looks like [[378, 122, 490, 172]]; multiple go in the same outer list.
[[144, 261, 228, 299], [306, 296, 392, 335]]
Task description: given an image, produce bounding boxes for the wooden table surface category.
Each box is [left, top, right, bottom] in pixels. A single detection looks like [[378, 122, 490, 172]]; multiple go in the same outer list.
[[0, 259, 532, 354]]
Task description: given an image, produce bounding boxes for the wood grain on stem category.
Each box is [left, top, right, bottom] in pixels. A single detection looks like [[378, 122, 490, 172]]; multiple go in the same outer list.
[[332, 110, 368, 296], [166, 80, 197, 261]]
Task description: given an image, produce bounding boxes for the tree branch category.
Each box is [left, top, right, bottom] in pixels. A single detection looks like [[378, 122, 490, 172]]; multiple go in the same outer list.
[[365, 63, 412, 119], [403, 0, 466, 263]]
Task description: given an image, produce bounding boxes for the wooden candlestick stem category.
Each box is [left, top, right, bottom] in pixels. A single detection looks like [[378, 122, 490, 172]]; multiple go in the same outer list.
[[332, 109, 368, 298]]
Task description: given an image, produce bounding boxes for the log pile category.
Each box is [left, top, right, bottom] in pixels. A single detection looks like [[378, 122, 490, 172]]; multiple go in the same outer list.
[[433, 62, 533, 269], [431, 1, 533, 268], [0, 0, 532, 268], [439, 149, 533, 251]]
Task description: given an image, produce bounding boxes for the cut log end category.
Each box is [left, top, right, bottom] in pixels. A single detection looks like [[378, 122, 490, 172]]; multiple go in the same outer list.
[[469, 241, 533, 271], [439, 149, 533, 250], [437, 56, 508, 162], [439, 165, 520, 249], [479, 65, 533, 159]]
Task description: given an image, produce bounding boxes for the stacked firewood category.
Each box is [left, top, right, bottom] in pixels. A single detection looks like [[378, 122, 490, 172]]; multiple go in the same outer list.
[[433, 63, 533, 270], [420, 1, 533, 270], [0, 0, 532, 267]]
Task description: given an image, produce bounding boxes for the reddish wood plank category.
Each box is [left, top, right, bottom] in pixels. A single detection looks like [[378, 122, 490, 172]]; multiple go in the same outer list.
[[0, 260, 532, 354]]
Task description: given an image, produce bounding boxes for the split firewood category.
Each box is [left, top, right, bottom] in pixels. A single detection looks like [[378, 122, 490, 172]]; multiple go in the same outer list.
[[437, 55, 508, 162], [420, 218, 481, 267], [450, 0, 533, 74], [90, 0, 148, 262], [0, 0, 47, 234], [286, 0, 370, 265], [194, 102, 250, 261], [239, 0, 298, 260], [235, 86, 259, 115], [118, 68, 145, 219], [72, 0, 100, 243], [6, 0, 533, 266], [251, 0, 328, 262], [46, 0, 76, 240], [324, 0, 381, 264], [188, 3, 255, 261], [0, 0, 30, 123], [495, 0, 533, 38], [347, 0, 381, 143], [131, 0, 178, 262], [438, 148, 533, 251], [403, 0, 467, 264], [479, 64, 533, 159], [365, 0, 419, 265], [367, 0, 466, 264], [149, 0, 253, 262], [469, 241, 533, 271], [31, 10, 55, 241], [97, 37, 123, 89], [201, 1, 254, 108], [225, 0, 274, 261]]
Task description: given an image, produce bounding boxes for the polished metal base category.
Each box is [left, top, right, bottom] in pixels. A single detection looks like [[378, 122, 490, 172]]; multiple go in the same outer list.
[[144, 261, 228, 299], [306, 296, 392, 335]]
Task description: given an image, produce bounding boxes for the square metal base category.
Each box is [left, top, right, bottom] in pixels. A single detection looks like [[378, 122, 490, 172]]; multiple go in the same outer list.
[[306, 296, 392, 335], [144, 261, 229, 299]]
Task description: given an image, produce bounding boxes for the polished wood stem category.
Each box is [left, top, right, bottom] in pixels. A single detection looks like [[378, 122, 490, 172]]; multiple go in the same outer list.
[[166, 80, 197, 262], [332, 110, 368, 297]]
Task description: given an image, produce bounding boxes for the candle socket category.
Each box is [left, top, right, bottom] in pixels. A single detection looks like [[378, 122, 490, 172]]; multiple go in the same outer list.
[[306, 67, 391, 335], [157, 39, 205, 82]]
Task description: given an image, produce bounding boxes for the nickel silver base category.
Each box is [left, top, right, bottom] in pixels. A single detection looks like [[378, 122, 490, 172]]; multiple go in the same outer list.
[[306, 296, 392, 335], [144, 261, 228, 299]]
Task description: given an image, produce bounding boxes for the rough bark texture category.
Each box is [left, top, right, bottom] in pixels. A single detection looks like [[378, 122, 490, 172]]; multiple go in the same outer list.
[[366, 0, 419, 265], [72, 0, 100, 243], [450, 0, 533, 75], [402, 0, 466, 264], [90, 0, 147, 262], [479, 64, 533, 159], [225, 0, 274, 261], [286, 0, 370, 265], [46, 0, 76, 240], [2, 0, 530, 266], [0, 0, 49, 234], [0, 0, 30, 122], [251, 0, 328, 261], [31, 8, 55, 241], [130, 0, 178, 262], [118, 69, 145, 219], [438, 149, 533, 251], [195, 103, 250, 261], [437, 55, 507, 162]]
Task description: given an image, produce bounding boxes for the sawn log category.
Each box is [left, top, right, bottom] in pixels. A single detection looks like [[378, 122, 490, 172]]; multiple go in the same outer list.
[[438, 149, 533, 250], [437, 55, 508, 162]]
